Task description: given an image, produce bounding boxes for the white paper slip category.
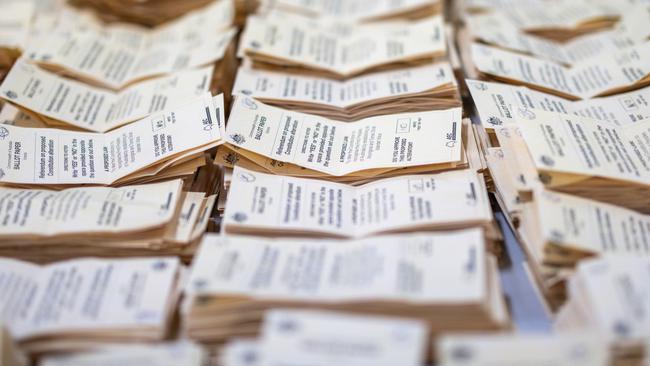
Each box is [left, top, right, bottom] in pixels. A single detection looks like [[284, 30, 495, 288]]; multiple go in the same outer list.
[[0, 1, 34, 50], [438, 333, 608, 366], [266, 0, 439, 21], [223, 166, 492, 238], [0, 61, 213, 132], [259, 309, 427, 366], [225, 97, 462, 176], [220, 339, 261, 366], [187, 229, 487, 304], [0, 93, 224, 185], [232, 63, 455, 109], [466, 79, 650, 128], [39, 342, 207, 366], [0, 256, 180, 340], [0, 180, 182, 237], [239, 14, 446, 77]]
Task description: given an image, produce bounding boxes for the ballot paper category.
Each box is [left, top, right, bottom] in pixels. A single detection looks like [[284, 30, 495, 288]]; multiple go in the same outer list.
[[471, 42, 650, 99], [225, 96, 462, 176], [0, 1, 34, 51], [438, 333, 608, 366], [0, 60, 213, 132], [239, 14, 446, 78], [0, 93, 224, 186], [22, 0, 236, 90], [0, 256, 180, 340], [231, 62, 459, 120], [0, 180, 181, 237], [556, 257, 650, 346], [466, 79, 650, 128], [39, 342, 207, 366], [264, 0, 441, 21], [258, 309, 427, 366], [223, 166, 492, 238]]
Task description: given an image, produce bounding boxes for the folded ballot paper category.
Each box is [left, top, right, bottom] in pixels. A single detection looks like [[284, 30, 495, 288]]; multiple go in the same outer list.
[[219, 309, 428, 366], [0, 60, 214, 132], [21, 0, 236, 90], [239, 13, 447, 79], [220, 96, 464, 180], [0, 180, 216, 262], [262, 0, 442, 22], [39, 342, 207, 366], [492, 111, 650, 214], [466, 79, 650, 129], [222, 166, 493, 239], [184, 229, 510, 344], [0, 93, 225, 188], [556, 256, 650, 365], [0, 256, 182, 355], [232, 62, 460, 121], [437, 333, 609, 366], [470, 42, 650, 100]]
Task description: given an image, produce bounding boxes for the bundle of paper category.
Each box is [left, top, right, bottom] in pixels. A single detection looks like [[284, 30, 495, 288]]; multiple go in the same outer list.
[[67, 0, 216, 26], [492, 111, 650, 214], [221, 166, 496, 243], [22, 0, 236, 90], [0, 256, 182, 355], [0, 94, 224, 188], [219, 309, 428, 366], [0, 61, 214, 132], [0, 180, 217, 262], [437, 333, 609, 366], [238, 13, 446, 80], [461, 0, 620, 41], [470, 42, 650, 100], [556, 256, 650, 365], [184, 229, 510, 345], [466, 79, 650, 130], [465, 9, 648, 65], [0, 326, 27, 366], [231, 62, 460, 121], [258, 0, 442, 21], [40, 342, 207, 366], [218, 96, 464, 181], [0, 1, 33, 83]]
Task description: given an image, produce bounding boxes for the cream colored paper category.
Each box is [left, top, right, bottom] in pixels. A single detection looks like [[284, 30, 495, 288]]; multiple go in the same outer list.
[[225, 97, 462, 176], [0, 61, 213, 132], [187, 229, 487, 303], [0, 93, 224, 185], [224, 166, 491, 237], [264, 0, 439, 21], [0, 1, 34, 50], [0, 256, 180, 340]]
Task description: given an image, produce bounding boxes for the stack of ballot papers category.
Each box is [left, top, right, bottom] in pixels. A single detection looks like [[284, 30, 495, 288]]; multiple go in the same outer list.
[[469, 42, 650, 100], [0, 61, 214, 132], [0, 180, 216, 262], [1, 325, 27, 366], [183, 229, 510, 345], [0, 256, 182, 355], [219, 309, 428, 366], [437, 333, 609, 366], [461, 0, 620, 41], [491, 112, 650, 214], [238, 13, 447, 79], [221, 167, 500, 248], [218, 96, 466, 182], [466, 79, 650, 130], [0, 1, 33, 83], [67, 0, 217, 26], [22, 0, 236, 91], [0, 94, 225, 188], [258, 0, 442, 21], [39, 342, 207, 366], [232, 62, 460, 121], [555, 256, 650, 365]]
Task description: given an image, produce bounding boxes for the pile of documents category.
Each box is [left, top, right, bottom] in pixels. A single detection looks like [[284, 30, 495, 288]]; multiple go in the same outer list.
[[0, 256, 182, 354], [184, 230, 509, 346]]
